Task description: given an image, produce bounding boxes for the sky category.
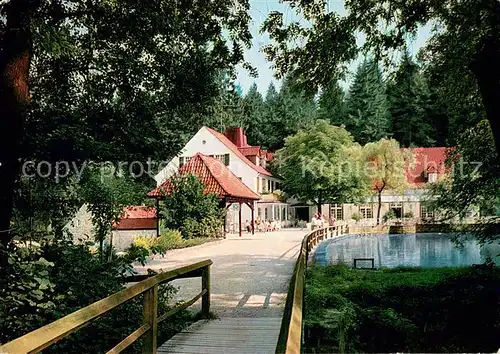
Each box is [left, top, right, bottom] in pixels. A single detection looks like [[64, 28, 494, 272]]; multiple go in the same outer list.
[[235, 0, 433, 95]]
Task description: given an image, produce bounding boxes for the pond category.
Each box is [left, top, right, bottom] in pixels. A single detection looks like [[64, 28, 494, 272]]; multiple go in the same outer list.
[[314, 233, 500, 268]]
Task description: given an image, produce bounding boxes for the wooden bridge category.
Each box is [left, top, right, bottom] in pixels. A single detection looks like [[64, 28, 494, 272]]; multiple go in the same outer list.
[[0, 224, 348, 354]]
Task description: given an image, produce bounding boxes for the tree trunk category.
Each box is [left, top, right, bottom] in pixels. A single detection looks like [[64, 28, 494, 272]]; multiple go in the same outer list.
[[0, 0, 36, 246], [470, 2, 500, 160], [376, 191, 382, 226], [317, 189, 323, 216]]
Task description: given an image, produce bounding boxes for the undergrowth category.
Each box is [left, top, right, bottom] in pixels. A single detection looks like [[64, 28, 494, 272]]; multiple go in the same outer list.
[[304, 265, 500, 353]]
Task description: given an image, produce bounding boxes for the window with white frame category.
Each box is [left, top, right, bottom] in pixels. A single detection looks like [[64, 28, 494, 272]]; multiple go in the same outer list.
[[359, 204, 373, 219], [211, 154, 230, 166], [428, 172, 438, 183], [262, 178, 267, 193], [330, 204, 343, 220], [420, 205, 435, 219], [179, 156, 191, 167]]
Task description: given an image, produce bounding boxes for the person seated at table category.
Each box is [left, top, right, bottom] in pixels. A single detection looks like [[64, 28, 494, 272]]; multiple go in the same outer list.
[[270, 219, 276, 231], [244, 220, 251, 233], [265, 220, 271, 232]]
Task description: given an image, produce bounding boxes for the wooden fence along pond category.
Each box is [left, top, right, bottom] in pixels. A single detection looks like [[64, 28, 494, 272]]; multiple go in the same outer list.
[[0, 224, 349, 354], [276, 223, 349, 354]]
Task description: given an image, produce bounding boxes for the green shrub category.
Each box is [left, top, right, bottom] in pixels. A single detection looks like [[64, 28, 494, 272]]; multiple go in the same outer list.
[[0, 239, 192, 352], [156, 229, 183, 250], [304, 265, 500, 353], [180, 217, 200, 239], [383, 209, 396, 222], [161, 174, 225, 238], [133, 235, 156, 250], [358, 307, 418, 352], [404, 211, 414, 218], [351, 212, 362, 222], [297, 220, 307, 228], [132, 229, 213, 255]]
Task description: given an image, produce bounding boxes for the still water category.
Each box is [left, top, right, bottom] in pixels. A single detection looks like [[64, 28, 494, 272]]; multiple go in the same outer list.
[[314, 233, 500, 268]]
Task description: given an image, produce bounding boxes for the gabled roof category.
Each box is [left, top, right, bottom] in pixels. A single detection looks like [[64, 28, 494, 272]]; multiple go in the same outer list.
[[238, 146, 262, 157], [205, 127, 273, 176], [114, 206, 157, 230], [148, 153, 260, 202], [405, 147, 447, 187]]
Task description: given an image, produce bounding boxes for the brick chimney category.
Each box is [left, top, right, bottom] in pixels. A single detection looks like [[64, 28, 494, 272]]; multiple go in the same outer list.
[[225, 127, 248, 147]]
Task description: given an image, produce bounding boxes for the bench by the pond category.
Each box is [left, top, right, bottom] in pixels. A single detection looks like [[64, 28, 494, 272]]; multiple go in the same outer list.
[[0, 260, 212, 354]]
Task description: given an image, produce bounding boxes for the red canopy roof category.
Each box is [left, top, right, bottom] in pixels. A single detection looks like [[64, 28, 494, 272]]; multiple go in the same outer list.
[[148, 153, 260, 203]]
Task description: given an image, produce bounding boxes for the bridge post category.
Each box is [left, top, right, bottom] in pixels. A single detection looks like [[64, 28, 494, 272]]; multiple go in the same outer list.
[[202, 264, 211, 318], [142, 284, 158, 354]]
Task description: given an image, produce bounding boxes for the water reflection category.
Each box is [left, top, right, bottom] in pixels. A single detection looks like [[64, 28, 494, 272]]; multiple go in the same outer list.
[[315, 233, 500, 268]]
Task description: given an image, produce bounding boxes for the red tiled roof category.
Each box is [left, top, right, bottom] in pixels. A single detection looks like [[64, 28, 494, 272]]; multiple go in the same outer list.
[[148, 153, 260, 202], [205, 127, 273, 176], [266, 152, 274, 162], [122, 206, 156, 219], [238, 146, 262, 156], [114, 206, 157, 230], [405, 147, 447, 187]]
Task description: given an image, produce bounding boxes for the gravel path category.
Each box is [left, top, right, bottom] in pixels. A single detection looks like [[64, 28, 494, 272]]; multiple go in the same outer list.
[[136, 229, 306, 318]]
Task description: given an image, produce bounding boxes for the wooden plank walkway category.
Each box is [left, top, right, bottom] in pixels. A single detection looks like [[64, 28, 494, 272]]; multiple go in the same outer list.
[[148, 230, 306, 353], [158, 317, 282, 353]]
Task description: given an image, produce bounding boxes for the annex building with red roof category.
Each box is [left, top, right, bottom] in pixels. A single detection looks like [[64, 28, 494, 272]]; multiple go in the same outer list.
[[152, 126, 291, 234], [322, 147, 449, 225], [64, 204, 159, 251]]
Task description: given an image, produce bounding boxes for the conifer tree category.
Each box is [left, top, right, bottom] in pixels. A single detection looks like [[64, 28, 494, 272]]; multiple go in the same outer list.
[[344, 59, 391, 144], [318, 80, 346, 125], [388, 52, 435, 147], [241, 83, 265, 146], [261, 77, 317, 150]]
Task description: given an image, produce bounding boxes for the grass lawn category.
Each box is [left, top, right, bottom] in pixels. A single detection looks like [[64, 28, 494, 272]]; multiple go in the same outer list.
[[305, 265, 500, 353]]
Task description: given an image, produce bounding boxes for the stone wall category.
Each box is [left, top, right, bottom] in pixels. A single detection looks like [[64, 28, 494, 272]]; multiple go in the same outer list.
[[389, 224, 417, 234], [111, 229, 157, 251]]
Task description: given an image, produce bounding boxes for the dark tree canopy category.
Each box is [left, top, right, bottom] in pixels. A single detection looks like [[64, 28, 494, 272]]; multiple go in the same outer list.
[[387, 51, 435, 148], [0, 0, 253, 244], [262, 0, 500, 158], [344, 59, 391, 145]]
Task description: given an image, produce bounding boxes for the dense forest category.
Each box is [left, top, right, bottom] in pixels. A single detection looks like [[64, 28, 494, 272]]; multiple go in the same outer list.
[[215, 51, 482, 152]]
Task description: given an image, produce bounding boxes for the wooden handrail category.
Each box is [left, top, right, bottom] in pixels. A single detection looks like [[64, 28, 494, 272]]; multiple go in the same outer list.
[[0, 259, 213, 354], [276, 222, 348, 354]]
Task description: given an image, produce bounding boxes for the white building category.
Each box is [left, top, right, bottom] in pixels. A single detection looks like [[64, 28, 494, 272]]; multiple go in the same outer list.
[[153, 126, 291, 232]]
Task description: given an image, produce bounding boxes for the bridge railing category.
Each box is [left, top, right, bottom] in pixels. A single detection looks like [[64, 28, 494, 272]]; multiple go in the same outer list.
[[276, 223, 349, 354], [0, 259, 212, 354]]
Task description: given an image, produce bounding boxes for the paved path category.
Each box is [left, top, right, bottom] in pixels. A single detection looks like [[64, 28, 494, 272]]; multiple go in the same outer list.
[[136, 229, 306, 353]]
